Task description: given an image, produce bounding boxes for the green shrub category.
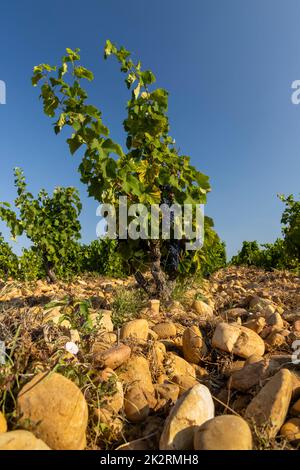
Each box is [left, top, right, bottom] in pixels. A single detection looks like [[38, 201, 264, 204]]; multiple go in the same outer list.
[[0, 234, 18, 279], [259, 239, 298, 270], [230, 195, 300, 271], [231, 239, 298, 271], [231, 241, 261, 267], [280, 194, 300, 262], [81, 239, 126, 278], [17, 247, 44, 281], [0, 168, 82, 282], [176, 216, 226, 277]]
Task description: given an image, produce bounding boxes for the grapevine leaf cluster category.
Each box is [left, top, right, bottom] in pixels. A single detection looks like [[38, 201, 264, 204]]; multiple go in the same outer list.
[[0, 168, 82, 282], [31, 41, 211, 297], [231, 195, 300, 271]]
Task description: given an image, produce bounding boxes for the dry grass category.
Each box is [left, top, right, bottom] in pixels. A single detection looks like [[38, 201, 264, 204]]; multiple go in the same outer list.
[[1, 267, 300, 450]]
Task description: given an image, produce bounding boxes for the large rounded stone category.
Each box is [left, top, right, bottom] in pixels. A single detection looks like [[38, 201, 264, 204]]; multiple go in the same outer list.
[[164, 352, 196, 379], [17, 372, 88, 450], [182, 326, 207, 364], [93, 343, 131, 369], [0, 412, 7, 433], [120, 319, 149, 342], [152, 322, 177, 339], [124, 386, 150, 423], [0, 430, 50, 450], [212, 322, 265, 358], [194, 415, 252, 450], [116, 355, 154, 394], [192, 300, 213, 318], [245, 369, 293, 438], [159, 384, 214, 450]]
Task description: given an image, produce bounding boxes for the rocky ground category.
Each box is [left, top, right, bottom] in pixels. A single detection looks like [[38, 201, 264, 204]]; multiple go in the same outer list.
[[0, 266, 300, 450]]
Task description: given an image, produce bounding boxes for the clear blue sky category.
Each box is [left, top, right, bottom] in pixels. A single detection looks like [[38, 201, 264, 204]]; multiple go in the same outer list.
[[1, 0, 300, 258]]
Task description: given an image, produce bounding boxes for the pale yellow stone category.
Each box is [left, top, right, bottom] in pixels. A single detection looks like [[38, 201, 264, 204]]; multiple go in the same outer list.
[[17, 372, 88, 450], [0, 430, 50, 450], [159, 384, 214, 450], [194, 415, 252, 450]]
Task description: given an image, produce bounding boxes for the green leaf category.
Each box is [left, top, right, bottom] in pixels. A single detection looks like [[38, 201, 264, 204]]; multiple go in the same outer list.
[[102, 139, 123, 157], [65, 48, 80, 61], [67, 135, 83, 155], [74, 66, 94, 81], [104, 39, 116, 58], [31, 72, 44, 87], [122, 174, 142, 196], [140, 70, 156, 85]]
